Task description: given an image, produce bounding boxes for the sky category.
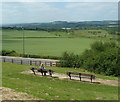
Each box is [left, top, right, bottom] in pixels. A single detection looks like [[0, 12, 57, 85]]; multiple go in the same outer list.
[[1, 0, 119, 24]]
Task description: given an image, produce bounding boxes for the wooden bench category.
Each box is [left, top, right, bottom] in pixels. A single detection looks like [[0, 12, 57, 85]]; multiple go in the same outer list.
[[67, 72, 96, 83], [30, 67, 54, 77]]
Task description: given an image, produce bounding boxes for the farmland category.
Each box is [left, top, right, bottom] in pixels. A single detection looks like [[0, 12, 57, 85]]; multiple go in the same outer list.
[[2, 30, 97, 56], [2, 29, 116, 57]]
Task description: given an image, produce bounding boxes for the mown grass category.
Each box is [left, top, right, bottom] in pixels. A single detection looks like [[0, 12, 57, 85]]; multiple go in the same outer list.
[[2, 62, 118, 100]]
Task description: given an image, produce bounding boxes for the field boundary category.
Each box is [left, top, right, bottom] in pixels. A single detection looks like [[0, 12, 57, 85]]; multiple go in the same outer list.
[[0, 56, 59, 67]]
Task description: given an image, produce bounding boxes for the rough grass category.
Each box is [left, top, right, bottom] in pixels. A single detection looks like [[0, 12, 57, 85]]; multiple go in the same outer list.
[[2, 63, 118, 100]]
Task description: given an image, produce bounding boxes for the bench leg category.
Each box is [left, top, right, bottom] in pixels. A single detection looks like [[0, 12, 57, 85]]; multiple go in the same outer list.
[[33, 71, 36, 75], [91, 76, 92, 83], [49, 72, 52, 77], [31, 69, 36, 75], [79, 76, 81, 81], [49, 70, 52, 77], [68, 73, 71, 80], [79, 74, 81, 81], [44, 72, 47, 76], [41, 72, 43, 76]]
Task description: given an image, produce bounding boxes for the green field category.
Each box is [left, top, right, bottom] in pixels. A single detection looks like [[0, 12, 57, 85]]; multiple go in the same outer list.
[[2, 29, 118, 57], [2, 62, 118, 100], [2, 30, 97, 56]]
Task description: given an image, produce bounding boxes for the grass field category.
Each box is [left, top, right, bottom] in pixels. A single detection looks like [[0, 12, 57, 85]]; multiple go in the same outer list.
[[2, 62, 118, 100], [2, 30, 96, 56]]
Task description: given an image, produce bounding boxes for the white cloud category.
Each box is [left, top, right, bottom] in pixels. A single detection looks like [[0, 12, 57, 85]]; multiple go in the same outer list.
[[65, 2, 118, 21], [65, 2, 118, 8], [2, 2, 65, 24], [1, 2, 118, 24]]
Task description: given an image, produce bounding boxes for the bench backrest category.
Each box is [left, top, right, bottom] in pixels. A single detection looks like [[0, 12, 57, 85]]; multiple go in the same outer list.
[[67, 72, 79, 75], [31, 67, 54, 72], [40, 69, 54, 72], [67, 72, 95, 78]]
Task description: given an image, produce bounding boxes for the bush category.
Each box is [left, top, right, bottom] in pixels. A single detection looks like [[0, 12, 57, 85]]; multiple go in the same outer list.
[[1, 50, 19, 56], [80, 41, 119, 76], [61, 41, 119, 76], [1, 50, 61, 60], [60, 51, 81, 68]]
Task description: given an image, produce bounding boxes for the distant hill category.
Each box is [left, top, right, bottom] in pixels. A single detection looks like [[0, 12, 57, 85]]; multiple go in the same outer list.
[[2, 20, 118, 29]]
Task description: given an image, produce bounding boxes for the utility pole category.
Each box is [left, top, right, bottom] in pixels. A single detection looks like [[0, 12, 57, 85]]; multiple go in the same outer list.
[[21, 27, 25, 56]]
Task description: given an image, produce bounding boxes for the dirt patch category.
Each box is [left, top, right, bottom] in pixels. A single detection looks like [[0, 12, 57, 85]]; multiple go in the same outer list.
[[1, 87, 43, 100], [21, 70, 119, 86]]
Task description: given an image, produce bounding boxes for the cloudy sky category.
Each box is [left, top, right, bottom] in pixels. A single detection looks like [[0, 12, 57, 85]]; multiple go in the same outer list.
[[1, 0, 119, 24]]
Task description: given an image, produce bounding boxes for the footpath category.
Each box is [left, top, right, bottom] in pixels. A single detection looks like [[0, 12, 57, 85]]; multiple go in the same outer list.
[[21, 70, 119, 87]]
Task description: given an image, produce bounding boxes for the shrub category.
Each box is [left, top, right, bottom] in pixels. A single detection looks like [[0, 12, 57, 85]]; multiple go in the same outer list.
[[60, 51, 81, 68], [61, 41, 119, 76], [1, 50, 19, 56], [80, 41, 119, 76], [1, 50, 61, 60]]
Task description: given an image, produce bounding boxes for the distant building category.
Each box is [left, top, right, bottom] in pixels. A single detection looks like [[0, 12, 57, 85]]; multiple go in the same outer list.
[[62, 28, 72, 30], [62, 28, 79, 30]]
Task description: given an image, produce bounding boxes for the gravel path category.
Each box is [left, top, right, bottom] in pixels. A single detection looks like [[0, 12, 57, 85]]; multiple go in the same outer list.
[[21, 70, 119, 86]]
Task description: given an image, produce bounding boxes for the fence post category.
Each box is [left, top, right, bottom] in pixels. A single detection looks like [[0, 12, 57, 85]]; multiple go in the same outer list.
[[21, 59, 23, 64], [30, 60, 32, 65], [11, 59, 13, 63], [3, 58, 5, 62], [35, 61, 37, 66], [50, 62, 52, 66], [45, 62, 46, 66], [39, 61, 41, 66]]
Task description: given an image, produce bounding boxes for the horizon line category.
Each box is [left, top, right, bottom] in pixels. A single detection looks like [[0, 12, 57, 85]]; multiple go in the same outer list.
[[2, 19, 118, 25]]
